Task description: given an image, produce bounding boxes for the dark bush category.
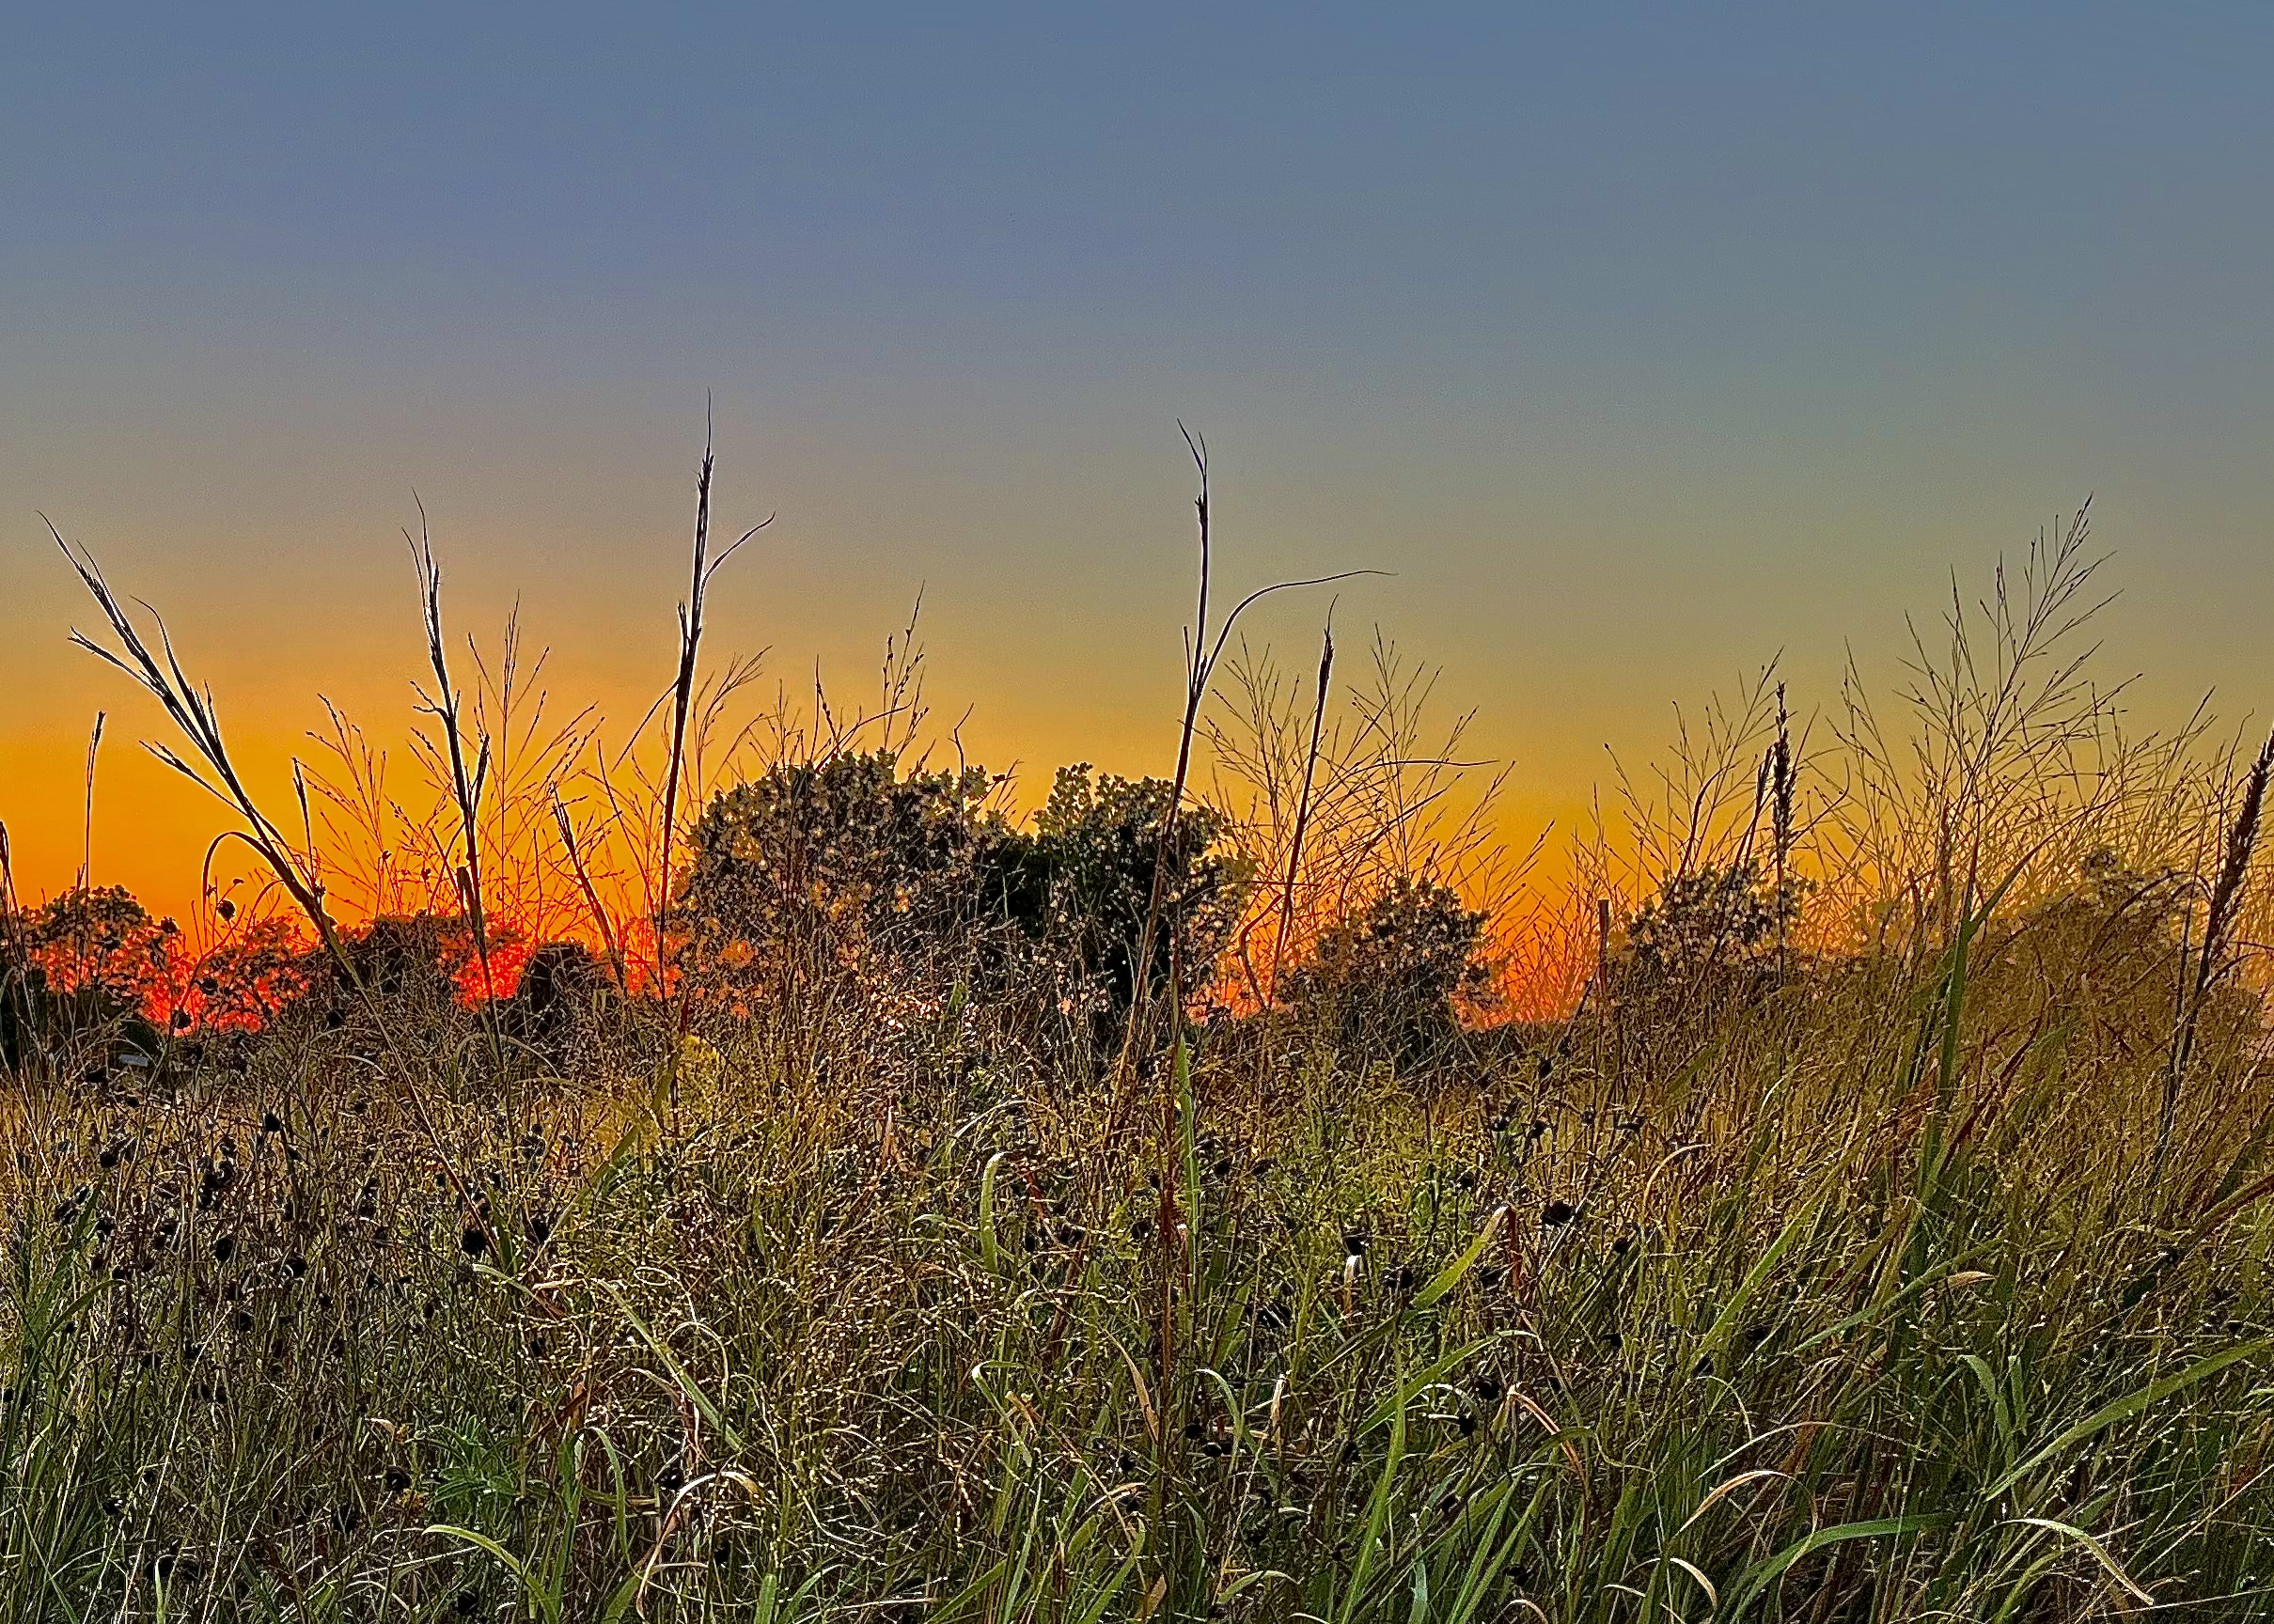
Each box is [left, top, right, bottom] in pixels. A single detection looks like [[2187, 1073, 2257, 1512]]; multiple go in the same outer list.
[[679, 750, 1007, 995], [1290, 877, 1492, 1072], [676, 754, 1242, 1061], [988, 764, 1243, 1052], [1620, 860, 1801, 997], [333, 914, 477, 1004], [496, 939, 614, 1063], [5, 887, 165, 1066]]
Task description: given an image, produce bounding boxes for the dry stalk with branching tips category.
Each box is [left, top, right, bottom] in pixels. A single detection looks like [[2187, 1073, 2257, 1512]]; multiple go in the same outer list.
[[651, 434, 770, 982], [2163, 723, 2274, 1171], [51, 522, 352, 973], [1269, 615, 1335, 1007], [1118, 429, 1381, 1076], [407, 510, 498, 1003], [1207, 630, 1528, 1014]]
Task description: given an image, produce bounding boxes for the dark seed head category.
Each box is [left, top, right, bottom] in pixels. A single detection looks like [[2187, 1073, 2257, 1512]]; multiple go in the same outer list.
[[461, 1226, 488, 1257], [212, 1236, 235, 1264], [215, 898, 236, 921], [384, 1465, 410, 1493], [169, 1009, 193, 1033], [1541, 1200, 1575, 1227], [197, 976, 219, 996]]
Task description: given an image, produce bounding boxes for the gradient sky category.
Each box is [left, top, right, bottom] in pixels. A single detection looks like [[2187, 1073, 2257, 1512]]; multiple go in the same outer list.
[[6, 4, 2273, 911]]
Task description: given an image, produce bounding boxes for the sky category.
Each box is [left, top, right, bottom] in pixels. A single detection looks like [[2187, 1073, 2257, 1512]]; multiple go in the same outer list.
[[5, 4, 2273, 914]]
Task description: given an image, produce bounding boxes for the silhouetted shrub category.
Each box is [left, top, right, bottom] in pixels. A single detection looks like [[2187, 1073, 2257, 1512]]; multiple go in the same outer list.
[[335, 914, 473, 1004], [679, 750, 1007, 996], [1974, 847, 2260, 1068], [496, 939, 614, 1063], [8, 887, 166, 1063], [0, 960, 147, 1071], [675, 755, 1242, 1061], [1620, 860, 1802, 998], [1290, 877, 1492, 1072], [21, 886, 169, 1006], [988, 764, 1244, 1053]]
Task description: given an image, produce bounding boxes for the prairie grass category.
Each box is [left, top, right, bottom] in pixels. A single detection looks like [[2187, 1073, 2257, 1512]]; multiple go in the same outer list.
[[3, 473, 2272, 1621]]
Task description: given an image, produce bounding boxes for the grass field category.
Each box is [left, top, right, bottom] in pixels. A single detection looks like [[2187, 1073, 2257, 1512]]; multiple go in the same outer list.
[[5, 478, 2273, 1620]]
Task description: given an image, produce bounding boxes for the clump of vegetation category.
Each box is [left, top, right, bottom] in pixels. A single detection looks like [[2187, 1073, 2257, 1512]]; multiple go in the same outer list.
[[1289, 877, 1493, 1070], [4, 467, 2273, 1620]]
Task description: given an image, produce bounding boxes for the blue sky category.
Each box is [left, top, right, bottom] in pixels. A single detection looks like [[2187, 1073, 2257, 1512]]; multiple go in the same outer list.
[[5, 3, 2272, 899]]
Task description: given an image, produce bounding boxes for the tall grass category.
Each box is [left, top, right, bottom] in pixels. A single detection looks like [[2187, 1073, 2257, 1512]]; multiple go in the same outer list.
[[3, 469, 2272, 1621]]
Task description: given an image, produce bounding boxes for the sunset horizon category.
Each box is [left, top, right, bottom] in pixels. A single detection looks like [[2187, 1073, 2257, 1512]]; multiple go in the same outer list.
[[8, 9, 2274, 1617]]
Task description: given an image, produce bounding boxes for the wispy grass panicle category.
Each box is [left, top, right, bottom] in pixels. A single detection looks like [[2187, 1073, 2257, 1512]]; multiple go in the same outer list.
[[407, 507, 497, 1004], [2163, 722, 2274, 1171], [652, 430, 771, 984], [51, 521, 351, 972]]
